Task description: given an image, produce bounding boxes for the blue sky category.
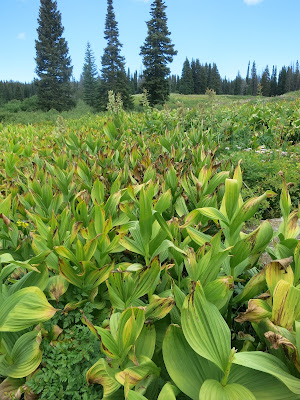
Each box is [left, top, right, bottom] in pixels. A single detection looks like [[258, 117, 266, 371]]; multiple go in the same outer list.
[[1, 0, 300, 82]]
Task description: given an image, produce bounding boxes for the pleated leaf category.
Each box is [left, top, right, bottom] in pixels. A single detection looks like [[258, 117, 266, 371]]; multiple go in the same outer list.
[[86, 358, 120, 397], [0, 286, 57, 332], [157, 382, 180, 400], [233, 351, 300, 394], [163, 324, 222, 400], [0, 331, 42, 378], [182, 282, 231, 372], [199, 379, 255, 400]]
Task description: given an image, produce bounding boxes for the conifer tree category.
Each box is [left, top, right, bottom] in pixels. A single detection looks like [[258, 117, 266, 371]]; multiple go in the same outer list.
[[210, 63, 221, 94], [35, 0, 74, 111], [199, 65, 207, 94], [261, 65, 271, 97], [234, 72, 242, 95], [180, 58, 194, 94], [294, 61, 300, 91], [270, 66, 277, 96], [251, 61, 258, 96], [245, 61, 251, 95], [82, 42, 98, 108], [140, 0, 177, 105], [98, 0, 133, 110], [277, 66, 287, 95], [193, 59, 202, 94]]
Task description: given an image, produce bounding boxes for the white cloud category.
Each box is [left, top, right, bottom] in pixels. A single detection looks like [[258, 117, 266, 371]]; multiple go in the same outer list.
[[244, 0, 264, 5], [17, 32, 26, 40]]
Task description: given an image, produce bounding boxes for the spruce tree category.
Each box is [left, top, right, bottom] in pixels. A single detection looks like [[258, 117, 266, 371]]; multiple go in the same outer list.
[[193, 59, 202, 94], [277, 66, 287, 95], [234, 72, 242, 95], [251, 61, 258, 96], [210, 63, 221, 94], [199, 65, 207, 94], [261, 66, 271, 97], [98, 0, 133, 110], [35, 0, 74, 111], [140, 0, 177, 105], [180, 58, 194, 94], [82, 42, 98, 108], [245, 61, 251, 95], [294, 61, 300, 91], [270, 66, 277, 96]]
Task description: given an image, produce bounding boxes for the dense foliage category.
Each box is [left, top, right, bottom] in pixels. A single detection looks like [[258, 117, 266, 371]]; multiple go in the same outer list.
[[98, 0, 133, 111], [140, 0, 177, 105], [82, 42, 98, 109], [0, 95, 299, 399], [35, 0, 74, 111]]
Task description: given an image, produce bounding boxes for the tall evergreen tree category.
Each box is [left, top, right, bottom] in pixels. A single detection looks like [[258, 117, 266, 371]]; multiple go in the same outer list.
[[82, 42, 98, 108], [251, 61, 258, 96], [140, 0, 177, 105], [198, 65, 207, 94], [270, 66, 277, 96], [180, 58, 194, 94], [261, 66, 271, 97], [245, 61, 251, 95], [294, 61, 300, 91], [277, 66, 287, 95], [285, 66, 293, 93], [193, 59, 202, 94], [98, 0, 133, 110], [210, 63, 221, 94], [234, 72, 242, 95], [35, 0, 74, 111]]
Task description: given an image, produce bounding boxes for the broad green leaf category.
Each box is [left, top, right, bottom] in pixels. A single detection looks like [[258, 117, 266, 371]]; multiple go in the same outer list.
[[127, 390, 147, 400], [0, 331, 42, 378], [157, 382, 180, 400], [139, 186, 153, 245], [115, 357, 160, 387], [229, 364, 300, 399], [8, 263, 49, 295], [182, 282, 231, 372], [163, 325, 222, 400], [223, 178, 240, 221], [119, 236, 145, 257], [151, 239, 186, 260], [0, 286, 57, 332], [116, 308, 145, 356], [232, 268, 266, 305], [233, 351, 300, 394], [185, 227, 212, 247], [294, 242, 300, 284], [204, 276, 234, 310], [154, 189, 172, 213], [86, 358, 120, 397], [0, 195, 11, 216], [145, 295, 175, 321], [135, 324, 156, 360], [199, 379, 255, 400]]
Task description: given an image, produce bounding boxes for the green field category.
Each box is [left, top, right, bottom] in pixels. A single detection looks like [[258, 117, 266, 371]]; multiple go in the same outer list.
[[0, 95, 299, 399]]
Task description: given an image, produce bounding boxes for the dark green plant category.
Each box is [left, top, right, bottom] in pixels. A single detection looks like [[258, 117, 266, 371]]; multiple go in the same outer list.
[[25, 304, 102, 400], [35, 0, 75, 111], [140, 0, 177, 105], [82, 42, 98, 108], [98, 0, 133, 111]]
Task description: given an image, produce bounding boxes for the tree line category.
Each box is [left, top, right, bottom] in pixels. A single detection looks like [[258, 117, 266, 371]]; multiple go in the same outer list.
[[1, 0, 300, 111]]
